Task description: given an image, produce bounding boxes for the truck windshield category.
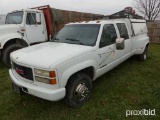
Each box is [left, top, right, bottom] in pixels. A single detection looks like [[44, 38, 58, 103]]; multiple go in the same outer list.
[[5, 11, 23, 24], [53, 24, 100, 46]]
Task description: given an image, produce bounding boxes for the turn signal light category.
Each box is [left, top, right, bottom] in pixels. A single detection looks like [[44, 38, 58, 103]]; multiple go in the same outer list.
[[50, 71, 56, 78], [50, 79, 57, 85]]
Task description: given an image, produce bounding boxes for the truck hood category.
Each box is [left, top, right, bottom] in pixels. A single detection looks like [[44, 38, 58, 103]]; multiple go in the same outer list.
[[11, 42, 93, 69], [0, 24, 20, 35]]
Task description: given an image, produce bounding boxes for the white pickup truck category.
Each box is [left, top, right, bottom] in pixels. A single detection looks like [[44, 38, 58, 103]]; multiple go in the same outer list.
[[9, 18, 149, 107]]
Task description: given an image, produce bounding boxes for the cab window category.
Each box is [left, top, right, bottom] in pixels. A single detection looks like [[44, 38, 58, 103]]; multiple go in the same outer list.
[[26, 13, 36, 25], [99, 24, 117, 48], [117, 23, 129, 40]]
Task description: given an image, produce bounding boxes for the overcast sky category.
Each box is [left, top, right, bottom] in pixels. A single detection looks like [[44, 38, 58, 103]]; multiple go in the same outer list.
[[0, 0, 134, 15]]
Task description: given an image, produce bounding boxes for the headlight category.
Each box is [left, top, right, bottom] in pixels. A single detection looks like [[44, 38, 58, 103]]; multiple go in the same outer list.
[[35, 69, 50, 77], [35, 76, 50, 84], [34, 69, 57, 85]]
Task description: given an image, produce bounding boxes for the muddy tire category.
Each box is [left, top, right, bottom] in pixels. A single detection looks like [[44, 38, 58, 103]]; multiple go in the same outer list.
[[2, 44, 23, 67]]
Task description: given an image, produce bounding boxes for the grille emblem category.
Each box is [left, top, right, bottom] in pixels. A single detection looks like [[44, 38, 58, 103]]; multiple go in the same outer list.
[[15, 68, 24, 75]]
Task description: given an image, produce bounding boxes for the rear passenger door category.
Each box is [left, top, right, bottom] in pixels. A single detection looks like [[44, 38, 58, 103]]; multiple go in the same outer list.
[[115, 22, 132, 61]]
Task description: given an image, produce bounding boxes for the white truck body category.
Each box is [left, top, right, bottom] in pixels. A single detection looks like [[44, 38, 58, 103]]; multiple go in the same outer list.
[[0, 9, 47, 49], [0, 9, 49, 66], [0, 8, 51, 67], [9, 18, 149, 107]]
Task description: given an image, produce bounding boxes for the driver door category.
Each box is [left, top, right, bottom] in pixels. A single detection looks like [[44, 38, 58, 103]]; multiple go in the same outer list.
[[97, 24, 118, 69], [25, 12, 46, 43]]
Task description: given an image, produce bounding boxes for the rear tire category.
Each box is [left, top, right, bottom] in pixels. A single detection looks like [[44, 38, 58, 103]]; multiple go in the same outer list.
[[64, 73, 92, 108], [138, 47, 148, 61], [2, 44, 23, 67]]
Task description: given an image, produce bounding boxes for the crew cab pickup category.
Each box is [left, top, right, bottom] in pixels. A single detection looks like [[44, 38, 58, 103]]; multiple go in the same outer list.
[[9, 18, 149, 107]]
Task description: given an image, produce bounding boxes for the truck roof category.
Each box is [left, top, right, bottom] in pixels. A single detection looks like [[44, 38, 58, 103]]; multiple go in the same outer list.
[[24, 9, 43, 12], [10, 9, 42, 14], [67, 18, 146, 25], [67, 18, 147, 36]]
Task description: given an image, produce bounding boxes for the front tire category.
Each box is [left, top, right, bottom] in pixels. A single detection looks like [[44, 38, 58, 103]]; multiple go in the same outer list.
[[1, 44, 23, 67], [64, 73, 92, 108]]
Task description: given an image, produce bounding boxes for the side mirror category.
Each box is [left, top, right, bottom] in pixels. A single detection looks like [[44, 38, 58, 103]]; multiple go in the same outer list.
[[116, 38, 125, 50], [36, 13, 41, 24]]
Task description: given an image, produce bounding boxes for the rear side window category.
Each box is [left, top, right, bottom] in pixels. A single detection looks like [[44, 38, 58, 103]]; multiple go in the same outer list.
[[117, 23, 129, 40], [99, 24, 117, 48]]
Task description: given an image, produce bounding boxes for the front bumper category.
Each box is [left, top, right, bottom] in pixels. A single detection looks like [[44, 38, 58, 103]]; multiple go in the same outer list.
[[9, 69, 66, 101]]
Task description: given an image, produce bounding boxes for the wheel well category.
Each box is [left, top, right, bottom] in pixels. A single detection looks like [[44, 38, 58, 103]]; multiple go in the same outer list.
[[69, 67, 95, 80], [146, 43, 149, 48], [3, 39, 28, 49]]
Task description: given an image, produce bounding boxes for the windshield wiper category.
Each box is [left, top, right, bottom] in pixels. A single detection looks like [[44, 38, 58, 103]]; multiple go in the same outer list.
[[66, 38, 84, 45]]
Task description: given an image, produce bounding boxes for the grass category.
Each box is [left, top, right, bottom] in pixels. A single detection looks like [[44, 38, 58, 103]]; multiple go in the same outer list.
[[0, 44, 160, 120]]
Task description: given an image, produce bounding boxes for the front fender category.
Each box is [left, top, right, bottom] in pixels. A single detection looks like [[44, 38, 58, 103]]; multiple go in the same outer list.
[[59, 60, 97, 87], [0, 33, 29, 49]]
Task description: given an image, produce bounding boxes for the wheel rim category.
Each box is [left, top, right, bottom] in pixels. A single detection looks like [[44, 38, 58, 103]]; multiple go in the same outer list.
[[74, 81, 90, 101]]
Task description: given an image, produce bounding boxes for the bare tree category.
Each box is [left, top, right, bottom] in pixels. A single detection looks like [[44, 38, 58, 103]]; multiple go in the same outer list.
[[134, 0, 160, 20]]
